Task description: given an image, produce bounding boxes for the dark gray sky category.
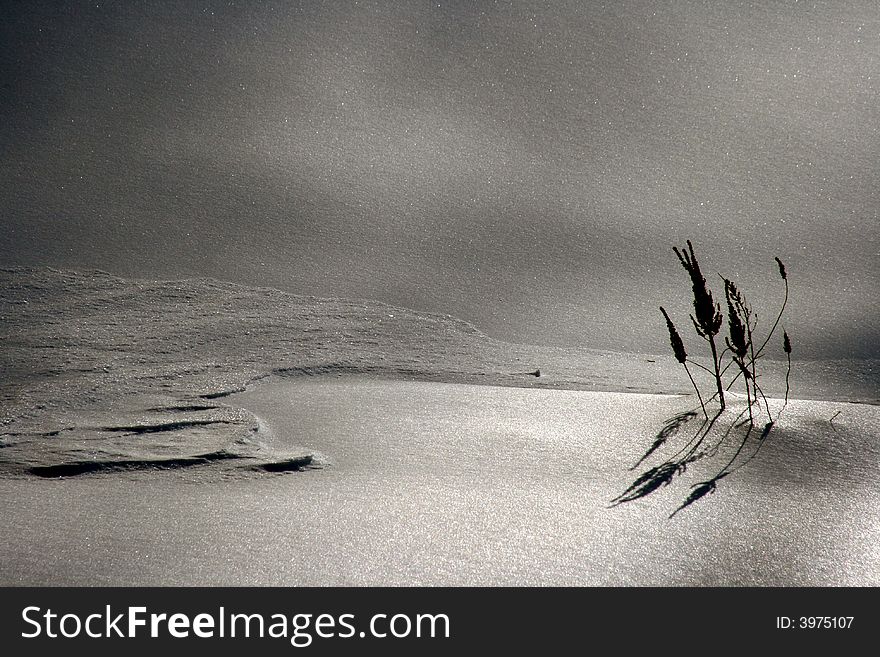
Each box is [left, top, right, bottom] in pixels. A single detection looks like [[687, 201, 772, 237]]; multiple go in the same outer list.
[[1, 1, 878, 358]]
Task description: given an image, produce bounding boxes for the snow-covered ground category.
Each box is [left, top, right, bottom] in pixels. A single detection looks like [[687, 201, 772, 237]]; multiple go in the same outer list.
[[1, 268, 878, 584], [2, 378, 878, 585], [0, 267, 651, 476]]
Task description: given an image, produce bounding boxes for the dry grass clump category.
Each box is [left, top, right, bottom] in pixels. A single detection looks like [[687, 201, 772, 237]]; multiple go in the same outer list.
[[613, 241, 792, 517]]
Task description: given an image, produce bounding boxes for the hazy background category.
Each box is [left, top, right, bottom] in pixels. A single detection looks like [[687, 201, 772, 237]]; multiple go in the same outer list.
[[1, 0, 877, 358]]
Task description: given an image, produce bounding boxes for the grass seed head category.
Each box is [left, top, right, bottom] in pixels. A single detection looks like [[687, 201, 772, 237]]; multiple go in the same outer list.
[[775, 256, 787, 280], [724, 279, 749, 359], [660, 306, 687, 364], [674, 241, 723, 338]]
